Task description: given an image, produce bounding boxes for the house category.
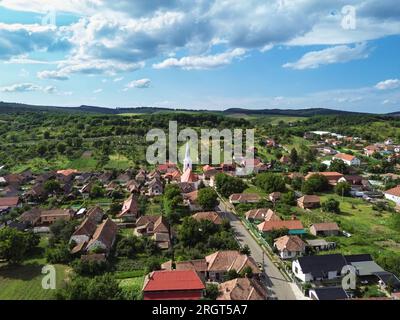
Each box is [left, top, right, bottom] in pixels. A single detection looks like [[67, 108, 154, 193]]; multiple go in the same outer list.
[[157, 162, 178, 174], [333, 153, 360, 166], [24, 183, 47, 201], [205, 250, 261, 282], [135, 215, 171, 249], [306, 239, 336, 252], [269, 192, 281, 202], [310, 222, 340, 236], [143, 270, 205, 300], [183, 190, 201, 211], [309, 287, 348, 300], [126, 179, 140, 193], [245, 208, 280, 223], [364, 145, 379, 156], [217, 278, 268, 300], [39, 209, 74, 225], [0, 196, 20, 212], [86, 218, 118, 255], [161, 259, 207, 281], [181, 168, 198, 184], [229, 193, 261, 204], [305, 172, 344, 186], [292, 254, 347, 282], [86, 206, 104, 223], [345, 254, 385, 277], [257, 219, 305, 235], [18, 208, 42, 226], [297, 195, 320, 209], [191, 211, 223, 225], [70, 217, 98, 247], [384, 185, 400, 205], [117, 195, 139, 221], [273, 235, 306, 260], [144, 178, 163, 196]]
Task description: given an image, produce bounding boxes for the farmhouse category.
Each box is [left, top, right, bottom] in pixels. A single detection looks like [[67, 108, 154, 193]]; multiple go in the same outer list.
[[245, 208, 280, 223], [117, 195, 139, 221], [229, 193, 261, 204], [217, 278, 268, 300], [305, 172, 344, 186], [143, 270, 205, 300], [297, 195, 320, 209], [333, 153, 361, 166], [257, 219, 305, 235], [39, 209, 74, 225], [273, 235, 306, 260], [310, 222, 340, 237], [0, 196, 20, 212], [86, 218, 118, 254], [191, 211, 223, 225], [384, 185, 400, 205]]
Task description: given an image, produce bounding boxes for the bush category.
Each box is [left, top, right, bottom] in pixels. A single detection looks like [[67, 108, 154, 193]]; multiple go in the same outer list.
[[321, 198, 341, 214]]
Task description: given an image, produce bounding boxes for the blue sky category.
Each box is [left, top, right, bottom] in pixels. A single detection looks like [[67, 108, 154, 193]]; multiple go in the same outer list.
[[0, 0, 399, 112]]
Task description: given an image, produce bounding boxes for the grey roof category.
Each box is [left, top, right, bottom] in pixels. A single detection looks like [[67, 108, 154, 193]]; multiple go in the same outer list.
[[311, 287, 349, 300]]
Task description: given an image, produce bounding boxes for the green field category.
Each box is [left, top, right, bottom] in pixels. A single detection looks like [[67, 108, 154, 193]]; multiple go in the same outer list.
[[294, 194, 400, 256], [0, 237, 69, 300]]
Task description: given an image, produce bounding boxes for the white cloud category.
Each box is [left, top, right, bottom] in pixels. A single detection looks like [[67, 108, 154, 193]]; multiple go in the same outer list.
[[93, 88, 103, 94], [283, 43, 370, 70], [375, 79, 400, 90], [125, 78, 151, 89], [0, 82, 56, 93], [153, 48, 246, 70]]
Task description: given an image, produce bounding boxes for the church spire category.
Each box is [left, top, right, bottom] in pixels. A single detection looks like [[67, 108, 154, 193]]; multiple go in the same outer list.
[[183, 141, 192, 172]]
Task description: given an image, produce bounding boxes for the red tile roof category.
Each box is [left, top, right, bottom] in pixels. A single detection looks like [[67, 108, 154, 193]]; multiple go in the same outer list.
[[0, 196, 19, 208], [257, 220, 304, 232], [143, 270, 205, 292], [384, 185, 400, 197], [57, 169, 78, 176], [333, 153, 357, 162]]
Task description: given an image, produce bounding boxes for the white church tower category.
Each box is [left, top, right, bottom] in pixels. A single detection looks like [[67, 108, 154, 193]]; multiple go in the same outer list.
[[183, 141, 192, 172]]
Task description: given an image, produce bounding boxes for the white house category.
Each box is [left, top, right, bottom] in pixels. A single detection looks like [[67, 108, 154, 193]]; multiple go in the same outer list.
[[332, 153, 360, 166], [384, 185, 400, 205], [292, 254, 346, 283]]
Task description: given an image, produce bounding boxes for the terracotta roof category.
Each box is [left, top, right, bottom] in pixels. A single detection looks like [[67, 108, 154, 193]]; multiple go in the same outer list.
[[175, 259, 207, 272], [311, 222, 340, 232], [40, 209, 73, 219], [205, 250, 260, 274], [384, 185, 400, 197], [57, 169, 78, 176], [143, 270, 205, 292], [87, 218, 118, 251], [297, 195, 320, 203], [192, 211, 223, 224], [218, 278, 267, 300], [117, 195, 138, 217], [245, 208, 281, 221], [229, 193, 261, 202], [184, 190, 198, 202], [181, 168, 197, 183], [72, 217, 97, 237], [274, 235, 306, 252], [18, 208, 41, 224], [257, 220, 304, 232], [305, 172, 343, 180], [0, 196, 19, 208], [333, 153, 357, 162]]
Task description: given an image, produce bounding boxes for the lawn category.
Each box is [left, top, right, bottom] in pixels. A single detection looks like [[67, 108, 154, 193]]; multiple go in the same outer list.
[[244, 185, 267, 197], [0, 237, 69, 300], [66, 156, 98, 171], [295, 194, 400, 256], [106, 154, 133, 170]]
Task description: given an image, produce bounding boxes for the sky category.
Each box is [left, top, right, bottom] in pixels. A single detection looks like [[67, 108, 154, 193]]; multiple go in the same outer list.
[[0, 0, 399, 113]]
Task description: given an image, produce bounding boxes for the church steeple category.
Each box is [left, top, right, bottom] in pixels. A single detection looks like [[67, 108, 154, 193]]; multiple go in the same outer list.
[[183, 141, 192, 172]]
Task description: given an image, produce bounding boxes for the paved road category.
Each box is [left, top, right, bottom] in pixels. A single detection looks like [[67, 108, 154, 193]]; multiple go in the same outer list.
[[218, 202, 300, 300]]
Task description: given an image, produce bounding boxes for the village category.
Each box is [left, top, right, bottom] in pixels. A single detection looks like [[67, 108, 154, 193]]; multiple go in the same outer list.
[[1, 127, 400, 301]]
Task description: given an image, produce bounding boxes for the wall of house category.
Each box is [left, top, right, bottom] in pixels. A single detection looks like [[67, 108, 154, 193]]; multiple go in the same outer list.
[[292, 260, 312, 282], [70, 234, 89, 244], [385, 193, 400, 205]]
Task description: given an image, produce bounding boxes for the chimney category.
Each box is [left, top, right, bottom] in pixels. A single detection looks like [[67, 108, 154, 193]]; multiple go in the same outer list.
[[291, 215, 297, 220]]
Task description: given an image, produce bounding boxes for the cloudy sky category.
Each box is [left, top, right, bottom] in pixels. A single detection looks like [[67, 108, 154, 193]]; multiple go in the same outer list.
[[0, 0, 399, 112]]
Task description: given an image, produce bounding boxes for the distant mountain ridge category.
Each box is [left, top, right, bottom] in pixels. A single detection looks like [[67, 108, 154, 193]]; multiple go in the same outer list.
[[0, 101, 395, 117]]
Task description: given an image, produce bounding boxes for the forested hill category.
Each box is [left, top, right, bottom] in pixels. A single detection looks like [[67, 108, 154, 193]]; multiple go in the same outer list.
[[223, 108, 367, 117], [0, 101, 397, 117]]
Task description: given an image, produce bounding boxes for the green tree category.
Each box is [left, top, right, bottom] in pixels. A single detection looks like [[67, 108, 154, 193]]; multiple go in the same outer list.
[[330, 159, 348, 174], [0, 227, 31, 264], [290, 148, 299, 165], [302, 174, 329, 194], [215, 173, 246, 198], [335, 182, 351, 197], [254, 173, 286, 194], [204, 283, 219, 300], [44, 179, 61, 194], [321, 198, 341, 213], [197, 187, 219, 211]]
